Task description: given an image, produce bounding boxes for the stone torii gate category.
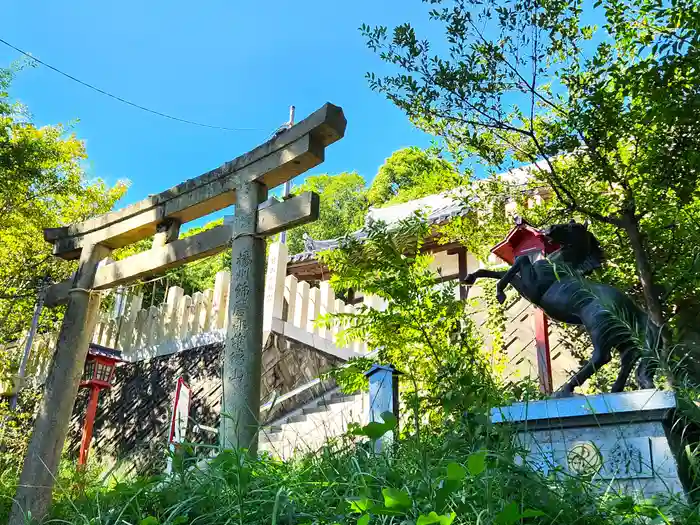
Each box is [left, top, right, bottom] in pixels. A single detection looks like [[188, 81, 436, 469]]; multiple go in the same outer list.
[[10, 103, 346, 525]]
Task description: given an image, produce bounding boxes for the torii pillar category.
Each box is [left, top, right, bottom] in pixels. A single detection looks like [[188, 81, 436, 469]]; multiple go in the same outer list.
[[491, 219, 560, 394], [220, 181, 267, 451]]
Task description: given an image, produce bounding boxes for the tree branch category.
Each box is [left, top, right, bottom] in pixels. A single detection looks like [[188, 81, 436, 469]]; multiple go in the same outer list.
[[465, 13, 568, 116]]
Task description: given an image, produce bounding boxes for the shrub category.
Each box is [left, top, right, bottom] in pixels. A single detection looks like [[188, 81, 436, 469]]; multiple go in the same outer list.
[[46, 419, 699, 525]]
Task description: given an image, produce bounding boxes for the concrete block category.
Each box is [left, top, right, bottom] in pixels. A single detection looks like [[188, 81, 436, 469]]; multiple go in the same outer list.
[[493, 390, 686, 500]]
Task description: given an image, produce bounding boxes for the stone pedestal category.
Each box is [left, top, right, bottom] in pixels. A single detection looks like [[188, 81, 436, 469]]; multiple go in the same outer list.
[[491, 390, 686, 499]]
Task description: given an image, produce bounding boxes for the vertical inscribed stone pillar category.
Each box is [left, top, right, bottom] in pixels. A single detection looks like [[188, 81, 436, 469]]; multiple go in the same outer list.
[[220, 181, 268, 452]]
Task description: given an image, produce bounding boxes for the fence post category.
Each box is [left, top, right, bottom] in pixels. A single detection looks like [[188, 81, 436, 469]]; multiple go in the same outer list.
[[318, 281, 335, 339], [165, 286, 185, 339], [212, 271, 231, 330], [263, 242, 288, 342], [284, 275, 298, 322], [118, 294, 143, 353], [178, 295, 193, 341], [364, 364, 401, 454], [332, 298, 345, 342], [307, 287, 321, 334], [294, 281, 310, 329]]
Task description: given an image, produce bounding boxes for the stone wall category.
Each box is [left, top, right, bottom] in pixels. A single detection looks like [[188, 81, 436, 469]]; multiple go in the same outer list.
[[68, 333, 343, 476]]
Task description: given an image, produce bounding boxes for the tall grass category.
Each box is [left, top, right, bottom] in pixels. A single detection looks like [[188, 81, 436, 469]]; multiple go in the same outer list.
[[41, 417, 699, 525]]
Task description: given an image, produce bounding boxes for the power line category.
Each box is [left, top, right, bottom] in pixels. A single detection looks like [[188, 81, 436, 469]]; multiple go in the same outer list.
[[0, 37, 262, 132]]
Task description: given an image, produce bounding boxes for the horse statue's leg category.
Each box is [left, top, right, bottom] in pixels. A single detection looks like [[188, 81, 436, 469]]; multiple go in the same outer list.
[[496, 255, 540, 305], [635, 318, 660, 389], [610, 347, 638, 393], [465, 256, 541, 304], [462, 268, 507, 285], [635, 358, 656, 389], [555, 325, 614, 397]]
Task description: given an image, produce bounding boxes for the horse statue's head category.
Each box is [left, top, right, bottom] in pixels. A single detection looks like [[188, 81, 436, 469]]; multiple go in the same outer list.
[[542, 220, 604, 275]]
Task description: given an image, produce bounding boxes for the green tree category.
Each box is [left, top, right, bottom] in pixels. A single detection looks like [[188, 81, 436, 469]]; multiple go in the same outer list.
[[367, 146, 466, 207], [319, 216, 536, 423], [439, 176, 524, 261], [0, 65, 127, 356], [286, 172, 368, 254], [362, 0, 700, 331]]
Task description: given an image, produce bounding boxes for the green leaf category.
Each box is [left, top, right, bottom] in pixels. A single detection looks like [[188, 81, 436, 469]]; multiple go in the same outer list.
[[446, 462, 466, 481], [379, 411, 397, 429], [147, 474, 166, 484], [139, 518, 159, 525], [382, 487, 411, 509], [348, 498, 374, 514], [435, 479, 460, 512], [521, 509, 545, 518], [361, 421, 391, 440], [495, 502, 520, 525], [417, 512, 455, 525], [358, 514, 370, 525], [354, 411, 397, 440], [467, 450, 487, 476]]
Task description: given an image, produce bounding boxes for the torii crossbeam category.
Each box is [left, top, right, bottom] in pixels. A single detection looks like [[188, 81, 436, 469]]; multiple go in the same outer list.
[[10, 103, 346, 525]]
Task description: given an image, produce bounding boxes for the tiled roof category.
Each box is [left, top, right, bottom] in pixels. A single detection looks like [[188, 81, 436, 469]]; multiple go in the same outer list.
[[288, 190, 468, 264], [88, 343, 123, 360], [287, 162, 544, 265]]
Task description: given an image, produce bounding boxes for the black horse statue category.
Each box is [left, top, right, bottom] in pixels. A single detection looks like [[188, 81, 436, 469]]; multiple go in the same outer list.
[[464, 221, 661, 397]]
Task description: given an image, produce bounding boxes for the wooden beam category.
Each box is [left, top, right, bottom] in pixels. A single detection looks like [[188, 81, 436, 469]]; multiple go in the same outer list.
[[453, 247, 469, 300], [44, 280, 72, 309], [152, 219, 181, 248], [44, 192, 320, 307], [45, 103, 345, 259]]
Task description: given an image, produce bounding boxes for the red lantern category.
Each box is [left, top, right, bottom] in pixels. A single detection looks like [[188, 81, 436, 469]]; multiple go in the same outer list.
[[491, 218, 559, 394], [78, 343, 122, 466]]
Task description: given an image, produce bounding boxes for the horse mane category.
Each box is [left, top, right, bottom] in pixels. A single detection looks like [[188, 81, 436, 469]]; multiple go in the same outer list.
[[556, 224, 605, 275], [577, 231, 605, 275]]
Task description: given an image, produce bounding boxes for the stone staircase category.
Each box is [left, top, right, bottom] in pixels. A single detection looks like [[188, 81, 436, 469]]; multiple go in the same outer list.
[[258, 387, 367, 460]]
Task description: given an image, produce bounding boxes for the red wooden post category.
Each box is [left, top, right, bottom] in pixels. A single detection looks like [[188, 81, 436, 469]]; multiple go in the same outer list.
[[78, 386, 100, 466], [533, 309, 553, 393], [491, 219, 559, 395]]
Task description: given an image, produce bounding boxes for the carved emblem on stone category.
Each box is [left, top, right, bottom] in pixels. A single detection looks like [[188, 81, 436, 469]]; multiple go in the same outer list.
[[608, 441, 644, 477], [567, 442, 603, 475]]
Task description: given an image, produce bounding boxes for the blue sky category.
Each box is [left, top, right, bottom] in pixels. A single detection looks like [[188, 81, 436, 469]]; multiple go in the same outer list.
[[1, 1, 447, 229]]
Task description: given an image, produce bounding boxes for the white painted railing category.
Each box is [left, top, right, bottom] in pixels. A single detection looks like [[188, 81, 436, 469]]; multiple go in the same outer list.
[[89, 242, 376, 362], [1, 242, 383, 390]]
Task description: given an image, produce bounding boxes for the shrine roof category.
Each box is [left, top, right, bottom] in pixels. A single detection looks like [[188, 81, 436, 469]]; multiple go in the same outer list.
[[287, 190, 469, 264], [286, 161, 547, 270]]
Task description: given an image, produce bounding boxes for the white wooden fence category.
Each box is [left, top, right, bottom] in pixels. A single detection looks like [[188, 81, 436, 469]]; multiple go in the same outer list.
[[3, 242, 374, 372]]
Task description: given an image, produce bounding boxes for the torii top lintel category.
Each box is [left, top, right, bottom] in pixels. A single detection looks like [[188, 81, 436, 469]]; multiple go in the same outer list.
[[44, 103, 346, 260]]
